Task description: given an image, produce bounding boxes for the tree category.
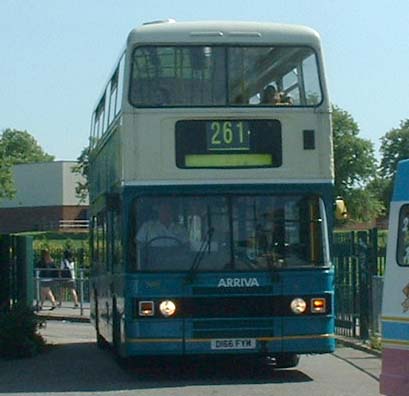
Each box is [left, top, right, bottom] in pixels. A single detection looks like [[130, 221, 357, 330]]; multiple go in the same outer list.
[[71, 145, 89, 203], [332, 106, 377, 193], [377, 119, 409, 208], [0, 129, 54, 200], [332, 106, 382, 222], [1, 129, 54, 165], [0, 141, 15, 199], [379, 119, 409, 178]]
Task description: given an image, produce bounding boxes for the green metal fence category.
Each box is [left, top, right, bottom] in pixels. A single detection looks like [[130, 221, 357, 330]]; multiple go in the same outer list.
[[333, 229, 386, 339], [0, 234, 33, 312], [1, 230, 386, 337]]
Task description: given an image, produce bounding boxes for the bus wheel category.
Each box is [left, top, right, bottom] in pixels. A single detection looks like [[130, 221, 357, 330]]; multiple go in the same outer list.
[[274, 353, 300, 368]]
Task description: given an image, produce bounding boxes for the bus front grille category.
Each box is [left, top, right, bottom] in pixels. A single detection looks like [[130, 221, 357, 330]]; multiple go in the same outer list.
[[192, 318, 275, 338], [182, 296, 281, 318]]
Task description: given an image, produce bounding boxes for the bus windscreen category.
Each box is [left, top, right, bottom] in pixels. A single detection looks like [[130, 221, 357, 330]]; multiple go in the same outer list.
[[131, 194, 325, 272]]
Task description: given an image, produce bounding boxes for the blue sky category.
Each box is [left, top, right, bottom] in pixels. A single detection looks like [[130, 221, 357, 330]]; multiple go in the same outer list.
[[1, 0, 408, 160]]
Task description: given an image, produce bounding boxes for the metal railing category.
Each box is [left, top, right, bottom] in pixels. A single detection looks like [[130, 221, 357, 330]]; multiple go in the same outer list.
[[34, 268, 89, 316], [333, 229, 386, 339], [58, 220, 89, 229]]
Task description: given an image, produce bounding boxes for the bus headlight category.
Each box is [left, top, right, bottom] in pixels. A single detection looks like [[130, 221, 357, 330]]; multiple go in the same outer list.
[[159, 300, 176, 317], [290, 298, 307, 314]]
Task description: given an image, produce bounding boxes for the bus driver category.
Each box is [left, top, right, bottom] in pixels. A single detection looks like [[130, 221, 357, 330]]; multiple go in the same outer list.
[[136, 202, 189, 247]]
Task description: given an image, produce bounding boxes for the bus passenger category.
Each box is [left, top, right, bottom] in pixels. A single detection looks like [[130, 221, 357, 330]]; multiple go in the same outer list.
[[261, 85, 293, 106], [261, 85, 279, 105], [277, 92, 294, 105]]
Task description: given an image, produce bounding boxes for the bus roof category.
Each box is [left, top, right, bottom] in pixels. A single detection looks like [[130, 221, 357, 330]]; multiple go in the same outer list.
[[392, 159, 409, 202], [127, 20, 321, 47]]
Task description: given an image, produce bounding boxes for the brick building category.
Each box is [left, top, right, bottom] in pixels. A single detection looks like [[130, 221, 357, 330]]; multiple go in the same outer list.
[[0, 161, 89, 233]]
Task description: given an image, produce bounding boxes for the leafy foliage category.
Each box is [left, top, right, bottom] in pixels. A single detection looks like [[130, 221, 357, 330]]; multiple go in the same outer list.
[[332, 106, 377, 194], [342, 189, 384, 223], [379, 119, 409, 178], [0, 129, 54, 200], [332, 106, 383, 222], [1, 129, 54, 165], [0, 303, 46, 359], [71, 145, 89, 203], [366, 175, 393, 215], [0, 143, 15, 199], [376, 119, 409, 209], [32, 231, 90, 269]]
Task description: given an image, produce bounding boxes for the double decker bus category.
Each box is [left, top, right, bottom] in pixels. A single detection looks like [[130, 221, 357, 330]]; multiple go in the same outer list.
[[380, 159, 409, 395], [89, 20, 335, 367]]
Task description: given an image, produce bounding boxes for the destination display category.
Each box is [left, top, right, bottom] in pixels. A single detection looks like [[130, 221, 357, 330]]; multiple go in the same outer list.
[[175, 119, 282, 168]]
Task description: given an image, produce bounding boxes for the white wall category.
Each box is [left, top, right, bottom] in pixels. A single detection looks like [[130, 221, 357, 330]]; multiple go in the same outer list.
[[0, 161, 88, 208], [62, 162, 89, 205]]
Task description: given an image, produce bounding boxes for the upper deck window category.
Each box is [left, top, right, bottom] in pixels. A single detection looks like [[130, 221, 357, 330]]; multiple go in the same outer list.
[[129, 45, 322, 107]]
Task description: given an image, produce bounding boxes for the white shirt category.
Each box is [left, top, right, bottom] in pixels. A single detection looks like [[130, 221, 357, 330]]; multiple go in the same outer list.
[[136, 220, 188, 247], [61, 259, 76, 280]]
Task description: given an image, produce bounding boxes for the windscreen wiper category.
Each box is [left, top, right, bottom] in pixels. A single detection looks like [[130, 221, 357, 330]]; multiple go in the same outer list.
[[184, 227, 214, 284]]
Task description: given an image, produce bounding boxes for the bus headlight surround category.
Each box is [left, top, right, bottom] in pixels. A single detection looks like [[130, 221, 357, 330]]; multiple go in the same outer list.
[[139, 301, 155, 316], [159, 300, 176, 317], [290, 298, 307, 314], [311, 297, 326, 313]]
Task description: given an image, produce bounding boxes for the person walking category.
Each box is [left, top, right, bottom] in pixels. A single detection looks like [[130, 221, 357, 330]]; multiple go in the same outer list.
[[60, 250, 80, 308], [38, 249, 58, 310]]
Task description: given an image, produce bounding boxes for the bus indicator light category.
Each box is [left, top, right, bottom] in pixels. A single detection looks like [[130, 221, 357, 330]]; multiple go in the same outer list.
[[311, 298, 326, 313], [139, 301, 155, 316]]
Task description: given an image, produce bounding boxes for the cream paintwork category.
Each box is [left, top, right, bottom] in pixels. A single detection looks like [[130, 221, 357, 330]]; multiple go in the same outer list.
[[119, 109, 333, 184], [89, 20, 333, 198]]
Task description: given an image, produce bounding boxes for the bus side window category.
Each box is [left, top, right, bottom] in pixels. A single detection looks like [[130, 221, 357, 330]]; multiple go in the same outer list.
[[397, 204, 409, 266]]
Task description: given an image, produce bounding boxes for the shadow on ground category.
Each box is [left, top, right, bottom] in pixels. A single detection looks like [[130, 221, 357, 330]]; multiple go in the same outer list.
[[0, 342, 313, 393]]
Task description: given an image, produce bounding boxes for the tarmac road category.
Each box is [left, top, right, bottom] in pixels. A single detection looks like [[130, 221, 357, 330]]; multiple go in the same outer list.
[[0, 320, 381, 396]]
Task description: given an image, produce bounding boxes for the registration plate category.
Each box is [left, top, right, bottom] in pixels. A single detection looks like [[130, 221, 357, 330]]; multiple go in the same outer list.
[[211, 338, 256, 350]]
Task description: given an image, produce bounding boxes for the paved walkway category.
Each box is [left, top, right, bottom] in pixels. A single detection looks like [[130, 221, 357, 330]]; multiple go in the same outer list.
[[35, 302, 90, 322], [336, 335, 382, 358]]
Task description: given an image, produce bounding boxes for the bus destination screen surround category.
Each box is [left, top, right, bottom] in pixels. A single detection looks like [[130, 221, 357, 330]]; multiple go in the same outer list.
[[176, 119, 282, 168]]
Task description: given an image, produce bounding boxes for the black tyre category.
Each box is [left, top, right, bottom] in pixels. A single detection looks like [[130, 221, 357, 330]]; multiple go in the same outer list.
[[274, 353, 300, 368]]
